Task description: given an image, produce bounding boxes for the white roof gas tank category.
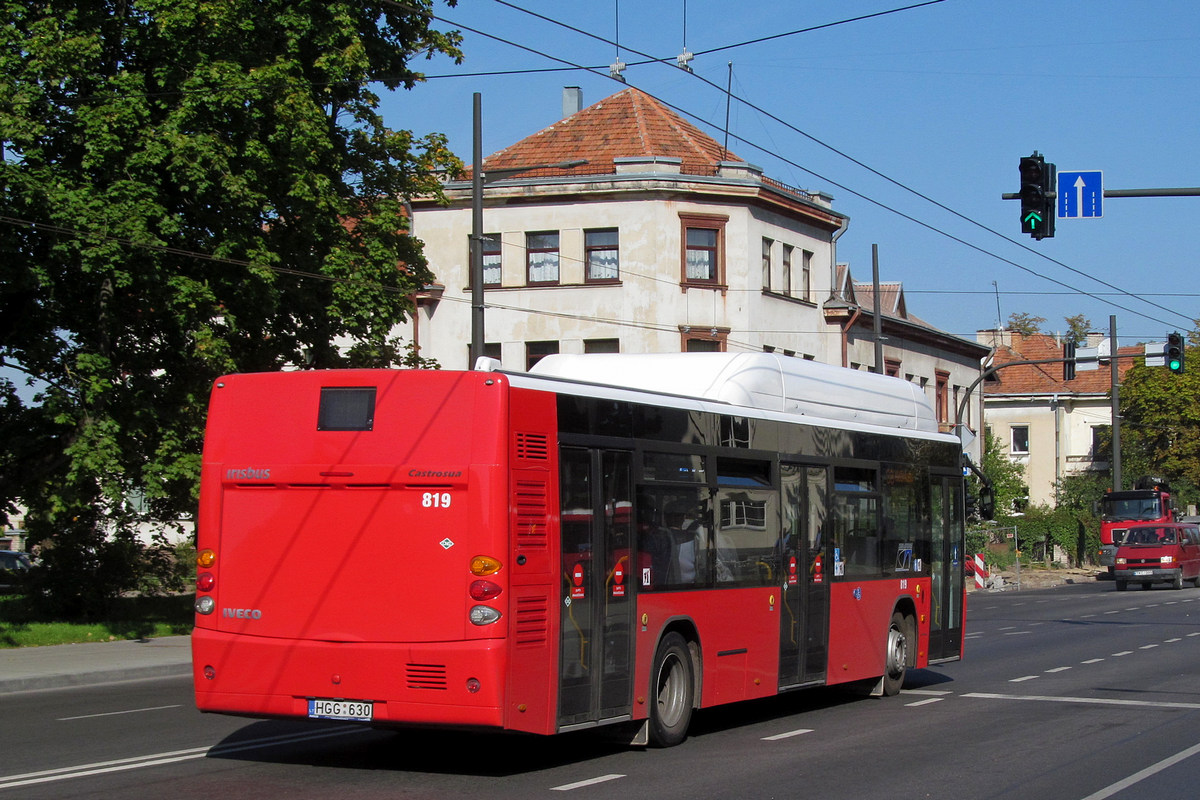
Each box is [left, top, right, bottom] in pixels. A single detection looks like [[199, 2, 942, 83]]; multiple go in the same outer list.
[[529, 352, 938, 433]]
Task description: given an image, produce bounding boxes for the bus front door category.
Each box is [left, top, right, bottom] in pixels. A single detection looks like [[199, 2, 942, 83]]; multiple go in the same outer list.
[[779, 464, 830, 689], [557, 447, 635, 730]]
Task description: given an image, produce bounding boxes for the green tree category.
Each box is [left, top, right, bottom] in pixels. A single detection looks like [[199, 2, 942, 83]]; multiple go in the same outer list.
[[1007, 312, 1046, 336], [1119, 341, 1200, 511], [980, 429, 1026, 517], [1063, 314, 1092, 345], [0, 0, 462, 616]]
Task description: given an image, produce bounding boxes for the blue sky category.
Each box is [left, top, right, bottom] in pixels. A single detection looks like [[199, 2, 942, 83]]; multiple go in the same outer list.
[[380, 0, 1200, 346]]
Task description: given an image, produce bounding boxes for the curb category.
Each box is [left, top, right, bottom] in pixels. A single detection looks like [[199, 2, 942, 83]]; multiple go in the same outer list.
[[0, 662, 192, 694]]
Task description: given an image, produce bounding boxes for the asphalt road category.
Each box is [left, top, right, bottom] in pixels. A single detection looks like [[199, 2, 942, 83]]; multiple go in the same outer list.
[[4, 581, 1200, 799]]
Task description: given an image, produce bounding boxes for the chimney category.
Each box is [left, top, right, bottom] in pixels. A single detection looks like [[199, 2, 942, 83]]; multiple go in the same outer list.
[[562, 86, 582, 118]]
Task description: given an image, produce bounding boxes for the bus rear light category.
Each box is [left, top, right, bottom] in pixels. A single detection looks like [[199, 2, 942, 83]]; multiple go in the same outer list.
[[197, 572, 215, 592], [197, 548, 216, 568], [469, 580, 503, 601], [203, 665, 216, 680], [195, 596, 216, 615], [470, 555, 502, 576], [466, 677, 481, 693], [469, 605, 501, 626]]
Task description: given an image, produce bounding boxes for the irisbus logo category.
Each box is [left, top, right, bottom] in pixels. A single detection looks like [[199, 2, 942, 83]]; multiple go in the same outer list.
[[227, 467, 271, 480]]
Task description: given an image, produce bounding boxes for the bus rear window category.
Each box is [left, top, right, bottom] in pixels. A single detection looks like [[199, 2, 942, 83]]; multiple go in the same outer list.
[[318, 387, 376, 431]]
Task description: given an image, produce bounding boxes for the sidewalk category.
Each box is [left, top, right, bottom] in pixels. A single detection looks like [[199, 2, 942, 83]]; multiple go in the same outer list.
[[0, 635, 192, 693]]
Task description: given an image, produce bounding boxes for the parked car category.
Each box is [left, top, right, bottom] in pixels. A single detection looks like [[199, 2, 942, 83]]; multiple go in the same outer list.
[[0, 550, 32, 592], [1113, 522, 1200, 591]]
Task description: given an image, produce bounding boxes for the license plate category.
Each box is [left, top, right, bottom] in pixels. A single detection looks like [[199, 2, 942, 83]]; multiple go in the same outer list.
[[308, 699, 373, 721], [1134, 570, 1153, 576]]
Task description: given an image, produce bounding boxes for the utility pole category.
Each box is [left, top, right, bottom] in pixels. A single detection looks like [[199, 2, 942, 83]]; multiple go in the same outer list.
[[1110, 315, 1122, 491]]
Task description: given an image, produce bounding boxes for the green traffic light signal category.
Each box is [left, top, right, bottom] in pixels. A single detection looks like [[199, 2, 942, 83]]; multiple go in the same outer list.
[[1166, 332, 1185, 374], [1019, 153, 1055, 240]]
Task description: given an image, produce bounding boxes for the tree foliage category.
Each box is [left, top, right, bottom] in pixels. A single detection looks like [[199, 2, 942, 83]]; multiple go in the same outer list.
[[1006, 312, 1046, 336], [1118, 338, 1200, 509], [0, 0, 462, 615], [979, 429, 1026, 516], [1063, 314, 1092, 345]]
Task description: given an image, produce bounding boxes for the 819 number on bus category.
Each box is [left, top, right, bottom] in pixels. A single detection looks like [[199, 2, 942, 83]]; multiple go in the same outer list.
[[422, 492, 452, 508]]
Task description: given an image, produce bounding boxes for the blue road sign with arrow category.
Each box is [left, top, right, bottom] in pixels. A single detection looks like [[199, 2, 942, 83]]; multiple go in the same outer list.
[[1058, 170, 1103, 218]]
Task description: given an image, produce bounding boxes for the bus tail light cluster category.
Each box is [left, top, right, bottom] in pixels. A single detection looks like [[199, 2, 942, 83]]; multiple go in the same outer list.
[[469, 555, 503, 626], [195, 548, 217, 615]]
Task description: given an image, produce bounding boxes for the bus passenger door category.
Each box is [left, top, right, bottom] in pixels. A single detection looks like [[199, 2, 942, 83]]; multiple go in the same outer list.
[[779, 464, 830, 689], [927, 475, 964, 662], [557, 447, 635, 730]]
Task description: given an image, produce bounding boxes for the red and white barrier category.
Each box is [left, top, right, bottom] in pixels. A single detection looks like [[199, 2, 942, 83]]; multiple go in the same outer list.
[[973, 553, 988, 589]]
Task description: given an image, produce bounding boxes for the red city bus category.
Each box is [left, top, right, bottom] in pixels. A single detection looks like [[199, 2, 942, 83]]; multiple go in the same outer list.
[[1098, 480, 1174, 572], [192, 353, 968, 746]]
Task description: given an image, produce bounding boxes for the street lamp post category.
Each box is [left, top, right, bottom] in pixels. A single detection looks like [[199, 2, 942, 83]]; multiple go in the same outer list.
[[468, 92, 586, 368]]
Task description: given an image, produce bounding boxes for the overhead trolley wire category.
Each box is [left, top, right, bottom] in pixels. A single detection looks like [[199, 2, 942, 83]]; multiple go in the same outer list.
[[399, 0, 1193, 329]]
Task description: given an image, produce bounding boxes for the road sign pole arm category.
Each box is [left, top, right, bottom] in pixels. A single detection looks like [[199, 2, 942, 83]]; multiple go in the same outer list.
[[1003, 187, 1200, 199], [954, 351, 1144, 443], [955, 357, 1065, 442]]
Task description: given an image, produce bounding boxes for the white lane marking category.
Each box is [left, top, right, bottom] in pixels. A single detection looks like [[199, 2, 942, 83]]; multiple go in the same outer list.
[[0, 728, 366, 790], [905, 698, 943, 707], [1010, 676, 1039, 683], [1139, 644, 1159, 650], [1165, 638, 1182, 643], [1112, 651, 1133, 657], [963, 693, 1200, 710], [58, 705, 182, 721], [1081, 658, 1105, 664], [903, 689, 953, 696], [551, 774, 626, 791], [1004, 631, 1033, 636], [762, 728, 814, 741], [1079, 740, 1200, 800], [1045, 667, 1072, 673]]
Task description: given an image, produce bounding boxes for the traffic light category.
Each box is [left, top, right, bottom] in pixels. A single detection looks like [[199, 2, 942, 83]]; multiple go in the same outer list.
[[1166, 331, 1185, 374], [1019, 153, 1056, 240], [1063, 340, 1076, 381]]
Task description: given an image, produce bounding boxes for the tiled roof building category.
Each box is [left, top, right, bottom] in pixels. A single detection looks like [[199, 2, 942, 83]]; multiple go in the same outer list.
[[404, 86, 987, 460], [981, 330, 1132, 508]]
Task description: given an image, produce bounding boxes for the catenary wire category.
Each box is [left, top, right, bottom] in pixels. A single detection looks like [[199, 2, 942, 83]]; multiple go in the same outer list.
[[478, 0, 1193, 329]]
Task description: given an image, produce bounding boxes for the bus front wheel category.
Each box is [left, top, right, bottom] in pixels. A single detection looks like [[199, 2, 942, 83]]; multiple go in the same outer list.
[[648, 632, 694, 747], [882, 612, 909, 697]]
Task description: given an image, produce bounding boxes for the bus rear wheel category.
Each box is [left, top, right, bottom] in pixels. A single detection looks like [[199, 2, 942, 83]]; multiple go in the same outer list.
[[648, 632, 694, 747], [882, 612, 909, 697]]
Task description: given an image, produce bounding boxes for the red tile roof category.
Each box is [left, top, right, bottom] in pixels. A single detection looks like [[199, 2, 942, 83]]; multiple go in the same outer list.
[[984, 332, 1138, 394], [478, 87, 741, 179]]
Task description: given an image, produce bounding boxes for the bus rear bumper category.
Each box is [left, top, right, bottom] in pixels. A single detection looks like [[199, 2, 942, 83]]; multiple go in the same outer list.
[[192, 627, 507, 729]]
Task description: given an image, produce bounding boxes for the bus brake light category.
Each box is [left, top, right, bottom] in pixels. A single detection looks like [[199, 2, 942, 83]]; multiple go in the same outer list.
[[470, 580, 503, 601]]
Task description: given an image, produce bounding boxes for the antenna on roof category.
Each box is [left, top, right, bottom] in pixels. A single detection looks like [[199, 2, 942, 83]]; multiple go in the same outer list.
[[677, 0, 694, 72], [610, 0, 626, 82], [722, 62, 733, 160]]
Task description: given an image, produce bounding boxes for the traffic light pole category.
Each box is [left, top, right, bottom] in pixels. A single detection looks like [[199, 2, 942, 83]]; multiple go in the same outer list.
[[956, 322, 1144, 492], [1109, 315, 1121, 492], [1002, 186, 1200, 200]]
